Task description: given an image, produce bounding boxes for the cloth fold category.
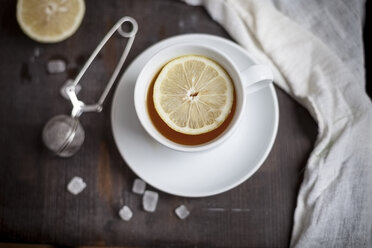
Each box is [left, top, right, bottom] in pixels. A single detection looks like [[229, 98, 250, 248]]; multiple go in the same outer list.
[[184, 0, 372, 247]]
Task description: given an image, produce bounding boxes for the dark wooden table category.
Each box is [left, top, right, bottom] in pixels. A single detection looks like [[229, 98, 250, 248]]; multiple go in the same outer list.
[[0, 1, 317, 247]]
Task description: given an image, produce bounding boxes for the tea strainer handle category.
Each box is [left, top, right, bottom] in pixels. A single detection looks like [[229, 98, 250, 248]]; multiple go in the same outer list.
[[67, 16, 138, 117]]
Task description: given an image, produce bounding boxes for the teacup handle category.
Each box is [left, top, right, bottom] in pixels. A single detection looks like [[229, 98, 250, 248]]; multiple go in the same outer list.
[[241, 65, 273, 94]]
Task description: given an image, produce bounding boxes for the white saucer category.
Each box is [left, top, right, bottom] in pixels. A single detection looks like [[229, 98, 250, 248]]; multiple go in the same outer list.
[[111, 34, 279, 197]]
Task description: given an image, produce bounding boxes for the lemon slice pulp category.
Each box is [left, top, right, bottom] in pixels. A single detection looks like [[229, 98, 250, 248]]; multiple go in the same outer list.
[[17, 0, 85, 43], [153, 55, 234, 135]]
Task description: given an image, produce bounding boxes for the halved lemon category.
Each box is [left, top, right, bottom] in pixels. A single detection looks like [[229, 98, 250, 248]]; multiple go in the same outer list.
[[17, 0, 85, 43], [153, 55, 234, 135]]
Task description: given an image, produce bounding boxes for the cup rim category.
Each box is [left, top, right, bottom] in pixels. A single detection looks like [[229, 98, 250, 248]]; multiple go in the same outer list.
[[134, 43, 246, 152]]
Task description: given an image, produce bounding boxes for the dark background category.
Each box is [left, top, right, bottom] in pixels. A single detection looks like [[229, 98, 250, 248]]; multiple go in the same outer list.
[[0, 0, 368, 247]]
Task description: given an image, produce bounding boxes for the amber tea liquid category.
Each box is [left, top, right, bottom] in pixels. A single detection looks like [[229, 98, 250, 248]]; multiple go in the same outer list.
[[146, 69, 236, 146]]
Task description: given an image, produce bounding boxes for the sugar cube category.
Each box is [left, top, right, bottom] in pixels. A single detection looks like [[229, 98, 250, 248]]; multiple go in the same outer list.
[[175, 205, 190, 220], [119, 205, 133, 221], [67, 176, 86, 195], [132, 178, 146, 195], [142, 190, 159, 212]]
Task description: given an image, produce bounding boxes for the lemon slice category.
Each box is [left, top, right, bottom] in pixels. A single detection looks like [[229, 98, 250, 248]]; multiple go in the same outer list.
[[153, 55, 234, 135], [17, 0, 85, 43]]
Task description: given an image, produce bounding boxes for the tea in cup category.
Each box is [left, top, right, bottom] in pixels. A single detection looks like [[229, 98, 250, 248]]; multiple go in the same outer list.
[[134, 43, 273, 152]]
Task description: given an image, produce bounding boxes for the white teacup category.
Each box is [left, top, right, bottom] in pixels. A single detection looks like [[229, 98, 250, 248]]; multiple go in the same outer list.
[[134, 43, 273, 152]]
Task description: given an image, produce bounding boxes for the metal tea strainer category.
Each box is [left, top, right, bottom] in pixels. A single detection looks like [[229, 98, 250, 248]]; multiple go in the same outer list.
[[42, 16, 138, 157]]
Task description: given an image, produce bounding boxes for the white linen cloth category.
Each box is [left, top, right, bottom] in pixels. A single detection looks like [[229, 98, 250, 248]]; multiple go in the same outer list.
[[183, 0, 372, 247]]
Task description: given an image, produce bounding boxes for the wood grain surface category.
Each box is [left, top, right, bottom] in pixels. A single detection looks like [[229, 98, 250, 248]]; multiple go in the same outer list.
[[0, 0, 317, 247]]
